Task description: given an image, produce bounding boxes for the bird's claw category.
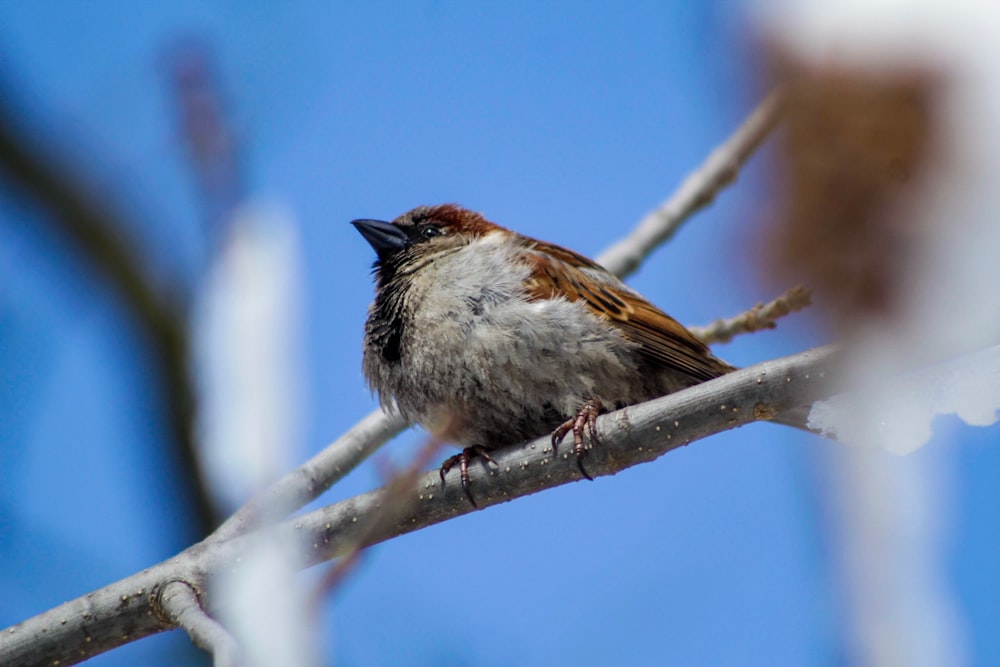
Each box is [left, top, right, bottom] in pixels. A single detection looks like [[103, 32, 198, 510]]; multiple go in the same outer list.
[[440, 445, 497, 508], [551, 398, 603, 480]]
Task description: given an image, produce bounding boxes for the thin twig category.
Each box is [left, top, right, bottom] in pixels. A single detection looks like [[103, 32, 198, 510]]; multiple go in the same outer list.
[[690, 285, 813, 345], [309, 435, 446, 604], [598, 88, 786, 278], [159, 581, 241, 667]]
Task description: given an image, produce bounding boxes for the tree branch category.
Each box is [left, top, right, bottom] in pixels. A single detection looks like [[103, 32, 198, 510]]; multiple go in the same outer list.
[[597, 87, 786, 278], [0, 345, 835, 667], [294, 345, 834, 557], [690, 285, 813, 345], [0, 107, 218, 535], [208, 408, 408, 543], [159, 581, 240, 667]]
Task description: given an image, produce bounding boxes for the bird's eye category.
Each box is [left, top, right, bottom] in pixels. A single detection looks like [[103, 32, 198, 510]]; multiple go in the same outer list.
[[420, 225, 443, 239]]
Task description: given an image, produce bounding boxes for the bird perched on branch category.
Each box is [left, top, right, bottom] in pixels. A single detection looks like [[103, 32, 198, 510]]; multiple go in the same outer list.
[[353, 204, 739, 506]]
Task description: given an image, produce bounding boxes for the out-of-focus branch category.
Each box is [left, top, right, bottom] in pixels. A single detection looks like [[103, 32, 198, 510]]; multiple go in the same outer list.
[[690, 285, 813, 345], [159, 581, 240, 667], [0, 345, 836, 667], [310, 433, 445, 603], [166, 41, 245, 240], [0, 108, 218, 535], [598, 88, 786, 278]]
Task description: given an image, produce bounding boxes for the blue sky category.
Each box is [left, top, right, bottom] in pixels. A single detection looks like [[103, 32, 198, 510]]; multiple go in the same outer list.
[[1, 2, 997, 666]]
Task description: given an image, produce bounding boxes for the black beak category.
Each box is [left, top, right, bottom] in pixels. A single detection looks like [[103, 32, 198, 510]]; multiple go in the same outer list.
[[351, 219, 410, 260]]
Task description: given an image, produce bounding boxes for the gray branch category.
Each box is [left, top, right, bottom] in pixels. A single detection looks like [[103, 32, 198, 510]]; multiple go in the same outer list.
[[597, 88, 786, 278], [208, 408, 409, 543], [690, 285, 813, 345], [159, 580, 241, 667], [0, 345, 836, 667]]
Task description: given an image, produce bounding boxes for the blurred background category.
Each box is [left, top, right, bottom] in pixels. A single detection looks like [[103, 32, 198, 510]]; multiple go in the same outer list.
[[1, 2, 997, 666]]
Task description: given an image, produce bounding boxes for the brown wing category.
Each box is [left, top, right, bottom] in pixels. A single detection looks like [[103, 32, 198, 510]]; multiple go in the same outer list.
[[522, 237, 731, 383]]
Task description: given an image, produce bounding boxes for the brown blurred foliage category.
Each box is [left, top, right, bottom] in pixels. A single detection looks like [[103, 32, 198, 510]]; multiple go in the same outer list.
[[766, 54, 939, 327]]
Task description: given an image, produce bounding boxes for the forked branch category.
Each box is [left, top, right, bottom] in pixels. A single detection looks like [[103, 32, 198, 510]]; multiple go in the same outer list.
[[0, 345, 835, 667]]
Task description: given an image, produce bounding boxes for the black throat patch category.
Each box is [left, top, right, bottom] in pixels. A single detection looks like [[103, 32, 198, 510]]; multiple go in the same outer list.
[[367, 260, 409, 363]]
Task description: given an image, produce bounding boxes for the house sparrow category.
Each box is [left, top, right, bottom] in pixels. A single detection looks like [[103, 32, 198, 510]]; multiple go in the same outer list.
[[354, 204, 738, 505]]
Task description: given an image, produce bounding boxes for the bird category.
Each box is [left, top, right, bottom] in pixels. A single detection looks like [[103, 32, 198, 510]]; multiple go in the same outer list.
[[353, 204, 749, 506]]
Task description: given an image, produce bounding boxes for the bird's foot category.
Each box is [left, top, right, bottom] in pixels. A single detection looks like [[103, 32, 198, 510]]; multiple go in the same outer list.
[[440, 445, 497, 508], [551, 398, 603, 480]]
